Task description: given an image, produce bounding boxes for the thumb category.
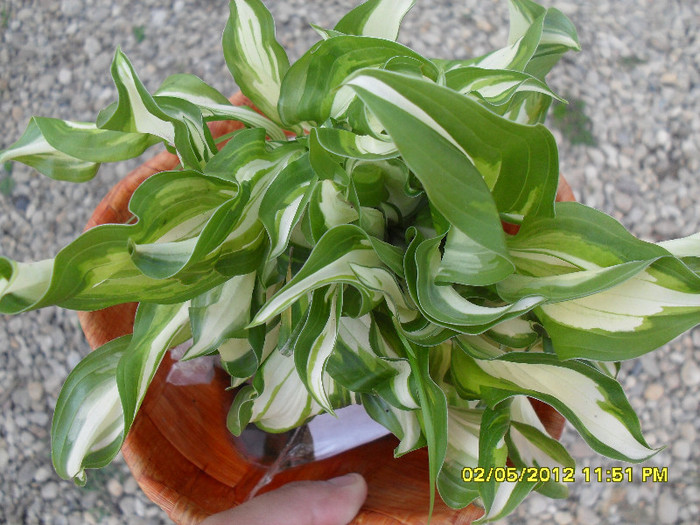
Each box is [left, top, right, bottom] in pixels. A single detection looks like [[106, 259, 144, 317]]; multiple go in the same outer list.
[[200, 473, 368, 525]]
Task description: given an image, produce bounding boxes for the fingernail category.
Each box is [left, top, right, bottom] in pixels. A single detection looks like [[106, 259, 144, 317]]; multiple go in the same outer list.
[[327, 473, 362, 487]]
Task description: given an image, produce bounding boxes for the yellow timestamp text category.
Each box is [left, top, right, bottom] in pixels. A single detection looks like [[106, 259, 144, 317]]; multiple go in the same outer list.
[[461, 466, 669, 483]]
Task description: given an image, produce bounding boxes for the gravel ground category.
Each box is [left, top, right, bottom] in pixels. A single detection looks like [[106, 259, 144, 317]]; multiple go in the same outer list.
[[1, 0, 698, 524]]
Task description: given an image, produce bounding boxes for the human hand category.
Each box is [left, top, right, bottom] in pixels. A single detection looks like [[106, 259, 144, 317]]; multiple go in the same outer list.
[[200, 473, 368, 525]]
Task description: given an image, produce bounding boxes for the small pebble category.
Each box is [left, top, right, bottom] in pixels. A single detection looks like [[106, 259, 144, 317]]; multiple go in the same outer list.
[[671, 440, 691, 460], [40, 482, 59, 500], [681, 360, 700, 387], [644, 383, 664, 401], [34, 467, 51, 483], [657, 491, 680, 524], [107, 478, 124, 499], [58, 69, 72, 85], [27, 382, 44, 403]]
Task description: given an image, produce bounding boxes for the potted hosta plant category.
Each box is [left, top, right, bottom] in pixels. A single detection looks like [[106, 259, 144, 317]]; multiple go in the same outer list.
[[2, 0, 699, 523]]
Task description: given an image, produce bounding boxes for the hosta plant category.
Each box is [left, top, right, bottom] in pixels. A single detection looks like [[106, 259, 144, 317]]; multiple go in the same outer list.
[[2, 0, 699, 521]]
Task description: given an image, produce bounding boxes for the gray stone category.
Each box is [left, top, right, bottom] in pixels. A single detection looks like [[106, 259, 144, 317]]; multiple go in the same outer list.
[[84, 37, 100, 57], [33, 467, 51, 483], [671, 439, 691, 460], [107, 478, 124, 498], [528, 494, 548, 514], [679, 422, 696, 442], [0, 448, 9, 471], [26, 382, 44, 403], [11, 388, 31, 411], [686, 485, 700, 503], [60, 0, 82, 17], [579, 485, 602, 507], [644, 383, 664, 401], [681, 394, 698, 413], [58, 69, 72, 85], [150, 9, 168, 26], [657, 491, 680, 524], [68, 513, 84, 525], [681, 359, 700, 387], [123, 475, 139, 495], [656, 128, 672, 149], [40, 482, 59, 500], [118, 496, 137, 515], [654, 219, 679, 238], [626, 485, 640, 505], [614, 191, 634, 213], [575, 506, 600, 525]]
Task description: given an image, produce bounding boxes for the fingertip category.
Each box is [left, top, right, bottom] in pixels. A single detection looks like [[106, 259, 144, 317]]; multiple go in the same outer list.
[[200, 474, 369, 525], [321, 473, 367, 525], [327, 472, 365, 488]]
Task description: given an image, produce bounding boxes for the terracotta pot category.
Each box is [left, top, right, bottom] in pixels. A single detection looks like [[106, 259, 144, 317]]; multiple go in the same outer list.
[[77, 94, 571, 525]]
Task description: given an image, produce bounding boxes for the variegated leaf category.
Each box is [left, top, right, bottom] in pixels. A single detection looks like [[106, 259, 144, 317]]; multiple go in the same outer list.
[[485, 316, 539, 349], [310, 23, 344, 41], [0, 117, 157, 182], [131, 130, 304, 280], [441, 13, 544, 73], [129, 184, 247, 279], [507, 0, 580, 79], [117, 302, 191, 430], [51, 335, 130, 484], [437, 227, 515, 287], [452, 351, 659, 462], [345, 68, 559, 235], [475, 481, 537, 524], [221, 322, 280, 383], [659, 232, 700, 275], [294, 286, 343, 412], [347, 162, 390, 208], [223, 0, 290, 126], [436, 405, 482, 509], [236, 347, 353, 433], [155, 73, 287, 140], [659, 232, 700, 258], [507, 396, 574, 499], [259, 153, 317, 259], [327, 315, 419, 411], [334, 0, 415, 41], [397, 329, 448, 517], [411, 234, 544, 331], [350, 264, 418, 323], [251, 225, 386, 325], [278, 36, 437, 127], [98, 49, 217, 169], [184, 273, 256, 360], [504, 203, 700, 359], [362, 394, 425, 456], [307, 180, 360, 242], [445, 67, 563, 107], [308, 127, 349, 184], [538, 262, 700, 360], [0, 258, 54, 314], [98, 49, 175, 141], [454, 333, 509, 360], [501, 91, 553, 125], [0, 171, 240, 313], [315, 128, 398, 160], [476, 403, 516, 517]]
